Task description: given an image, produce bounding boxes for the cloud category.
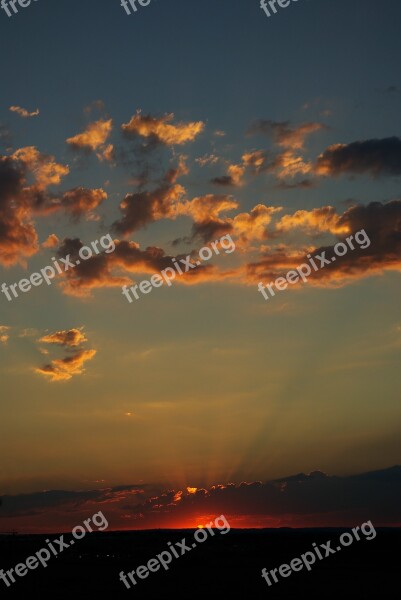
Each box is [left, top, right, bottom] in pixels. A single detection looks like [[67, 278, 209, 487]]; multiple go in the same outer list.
[[0, 325, 10, 344], [66, 118, 114, 161], [174, 194, 238, 243], [212, 149, 294, 187], [0, 147, 106, 265], [248, 200, 401, 287], [212, 164, 245, 187], [113, 166, 186, 235], [277, 206, 349, 235], [0, 153, 40, 265], [54, 233, 230, 297], [0, 125, 12, 149], [244, 121, 323, 183], [242, 150, 270, 173], [271, 150, 313, 179], [35, 327, 96, 382], [212, 150, 272, 187], [42, 234, 60, 248], [2, 467, 400, 531], [176, 198, 281, 247], [12, 146, 69, 189], [315, 137, 401, 177], [38, 187, 107, 221], [59, 187, 107, 221], [83, 99, 106, 116], [117, 466, 401, 528], [39, 328, 88, 348], [274, 179, 315, 190], [248, 120, 325, 150], [18, 328, 38, 338], [9, 105, 39, 118], [379, 86, 400, 94], [35, 349, 97, 382], [97, 143, 115, 163], [0, 484, 145, 520], [55, 237, 129, 297], [230, 205, 282, 247], [195, 154, 220, 167], [210, 149, 313, 186], [66, 118, 113, 151], [114, 183, 185, 235], [122, 111, 204, 145]]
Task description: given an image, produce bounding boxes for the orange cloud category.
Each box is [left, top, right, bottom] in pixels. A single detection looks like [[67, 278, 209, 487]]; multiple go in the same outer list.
[[0, 146, 108, 265], [242, 150, 269, 173], [35, 348, 97, 382], [273, 150, 313, 179], [277, 207, 350, 235], [42, 234, 60, 248], [12, 146, 69, 189], [39, 328, 88, 348], [0, 325, 10, 344], [231, 205, 282, 247], [35, 327, 96, 382], [212, 163, 245, 187], [121, 111, 204, 145], [246, 201, 401, 288], [66, 118, 113, 152]]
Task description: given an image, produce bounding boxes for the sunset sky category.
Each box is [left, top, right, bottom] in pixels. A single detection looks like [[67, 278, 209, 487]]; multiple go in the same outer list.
[[1, 0, 401, 533]]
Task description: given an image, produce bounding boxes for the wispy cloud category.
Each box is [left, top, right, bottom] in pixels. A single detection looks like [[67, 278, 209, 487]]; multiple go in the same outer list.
[[9, 105, 40, 118]]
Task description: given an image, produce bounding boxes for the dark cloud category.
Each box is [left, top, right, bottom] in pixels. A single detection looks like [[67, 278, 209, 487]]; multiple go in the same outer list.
[[316, 137, 401, 177], [0, 154, 38, 265], [0, 124, 12, 150], [0, 148, 106, 265], [211, 175, 235, 186], [127, 466, 401, 528], [55, 236, 222, 296], [310, 200, 401, 283], [0, 485, 145, 519], [378, 86, 400, 94], [248, 200, 401, 287], [274, 179, 316, 190], [248, 120, 325, 149], [2, 467, 400, 531], [113, 166, 186, 236]]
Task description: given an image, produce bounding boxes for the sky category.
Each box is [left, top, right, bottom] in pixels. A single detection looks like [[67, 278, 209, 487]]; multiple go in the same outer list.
[[1, 0, 401, 532]]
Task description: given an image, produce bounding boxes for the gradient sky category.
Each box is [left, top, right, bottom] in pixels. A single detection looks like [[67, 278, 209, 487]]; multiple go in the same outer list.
[[1, 0, 401, 532]]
